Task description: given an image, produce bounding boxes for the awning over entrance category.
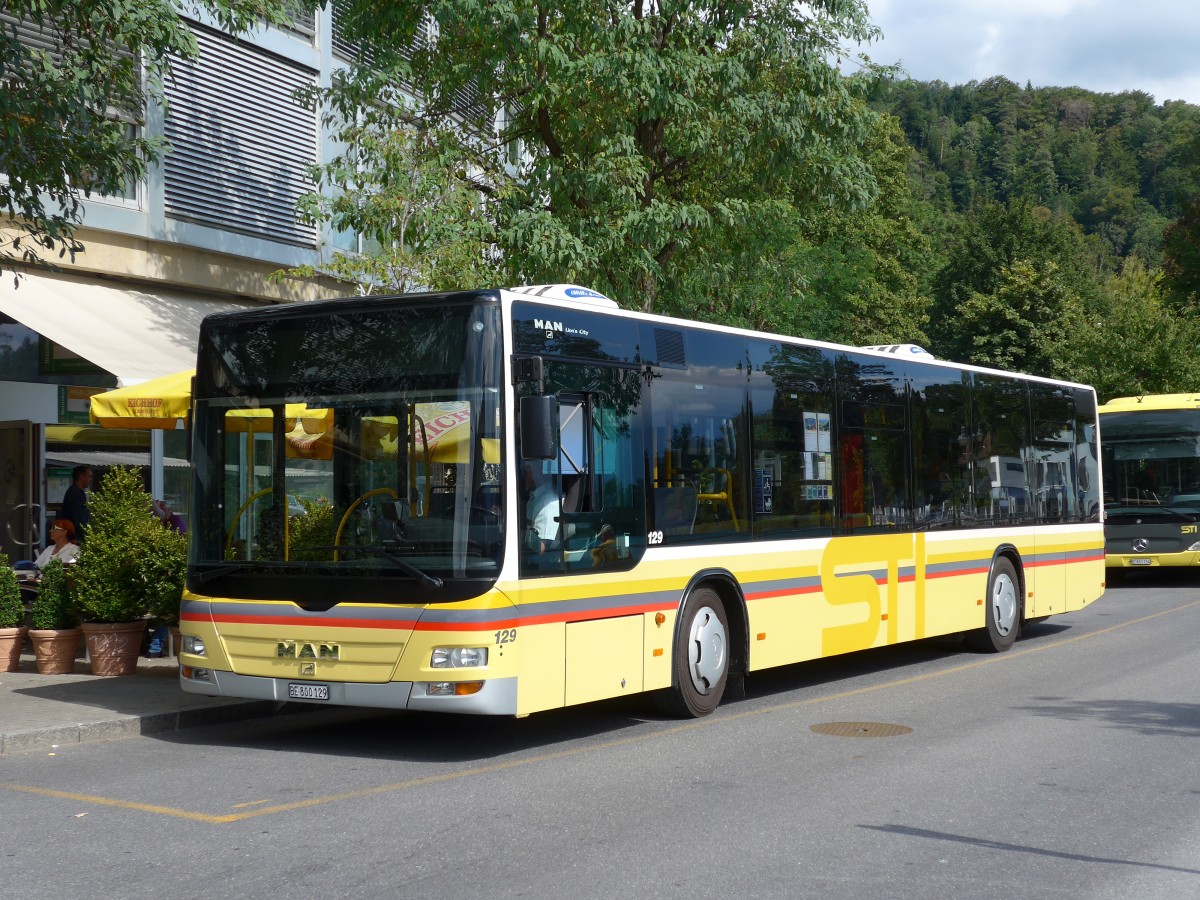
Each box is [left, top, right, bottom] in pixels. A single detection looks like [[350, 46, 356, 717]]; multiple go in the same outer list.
[[0, 270, 257, 386]]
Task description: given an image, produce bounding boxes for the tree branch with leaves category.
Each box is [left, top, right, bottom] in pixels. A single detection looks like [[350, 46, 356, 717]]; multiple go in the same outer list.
[[299, 0, 884, 312], [0, 0, 321, 280]]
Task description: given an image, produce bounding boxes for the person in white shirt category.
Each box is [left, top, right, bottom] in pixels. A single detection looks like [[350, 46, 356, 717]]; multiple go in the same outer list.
[[34, 519, 81, 569], [525, 465, 562, 552]]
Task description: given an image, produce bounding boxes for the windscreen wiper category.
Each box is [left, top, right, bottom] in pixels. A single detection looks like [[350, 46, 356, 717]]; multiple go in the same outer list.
[[190, 564, 250, 587], [311, 545, 444, 590]]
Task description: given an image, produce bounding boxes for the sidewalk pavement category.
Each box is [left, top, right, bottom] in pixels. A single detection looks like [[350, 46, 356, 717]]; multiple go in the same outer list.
[[1, 647, 291, 757]]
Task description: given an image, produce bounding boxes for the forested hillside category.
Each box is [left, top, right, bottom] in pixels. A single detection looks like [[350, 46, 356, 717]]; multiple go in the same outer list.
[[866, 76, 1200, 400]]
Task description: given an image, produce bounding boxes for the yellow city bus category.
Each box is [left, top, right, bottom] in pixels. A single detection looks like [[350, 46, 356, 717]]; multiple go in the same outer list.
[[179, 284, 1106, 717], [1098, 393, 1200, 573]]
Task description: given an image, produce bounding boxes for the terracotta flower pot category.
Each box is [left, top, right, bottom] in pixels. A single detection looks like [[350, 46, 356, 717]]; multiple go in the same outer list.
[[81, 621, 147, 676], [28, 627, 83, 675], [0, 626, 26, 672]]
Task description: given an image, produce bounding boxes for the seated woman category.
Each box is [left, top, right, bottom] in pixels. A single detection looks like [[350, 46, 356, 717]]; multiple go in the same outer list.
[[34, 519, 81, 569]]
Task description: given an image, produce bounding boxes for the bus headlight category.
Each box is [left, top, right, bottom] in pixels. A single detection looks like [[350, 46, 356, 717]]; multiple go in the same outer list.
[[1188, 541, 1200, 552], [183, 636, 206, 656], [430, 646, 488, 668]]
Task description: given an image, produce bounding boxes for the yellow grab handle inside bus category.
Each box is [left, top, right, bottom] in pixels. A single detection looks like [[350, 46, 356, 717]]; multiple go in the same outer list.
[[333, 488, 400, 560], [225, 487, 282, 560]]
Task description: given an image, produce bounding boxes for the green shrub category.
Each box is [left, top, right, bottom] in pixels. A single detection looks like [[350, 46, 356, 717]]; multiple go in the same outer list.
[[145, 520, 187, 626], [0, 553, 23, 629], [288, 496, 337, 561], [72, 466, 187, 624], [30, 558, 80, 630]]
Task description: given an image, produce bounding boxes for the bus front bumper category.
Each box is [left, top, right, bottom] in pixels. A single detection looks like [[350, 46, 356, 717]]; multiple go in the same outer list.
[[1106, 549, 1200, 569], [180, 667, 519, 716]]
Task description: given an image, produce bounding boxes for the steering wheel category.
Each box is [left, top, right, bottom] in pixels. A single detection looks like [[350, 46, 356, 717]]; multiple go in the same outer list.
[[470, 504, 501, 522], [333, 488, 400, 560]]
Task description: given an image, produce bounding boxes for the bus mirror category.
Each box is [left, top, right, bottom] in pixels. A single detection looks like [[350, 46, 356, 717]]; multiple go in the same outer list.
[[514, 356, 545, 391], [520, 395, 558, 460]]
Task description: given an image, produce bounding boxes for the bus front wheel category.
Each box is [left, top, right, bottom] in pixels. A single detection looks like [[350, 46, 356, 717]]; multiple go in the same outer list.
[[967, 556, 1021, 653], [656, 586, 729, 718]]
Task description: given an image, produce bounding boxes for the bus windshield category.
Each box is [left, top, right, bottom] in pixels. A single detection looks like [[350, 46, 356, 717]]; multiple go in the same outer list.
[[1100, 407, 1200, 514], [189, 297, 504, 603]]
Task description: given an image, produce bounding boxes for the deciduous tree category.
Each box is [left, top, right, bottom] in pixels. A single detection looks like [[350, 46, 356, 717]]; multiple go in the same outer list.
[[928, 198, 1099, 371], [314, 0, 884, 312], [1062, 258, 1200, 399], [1162, 197, 1200, 307]]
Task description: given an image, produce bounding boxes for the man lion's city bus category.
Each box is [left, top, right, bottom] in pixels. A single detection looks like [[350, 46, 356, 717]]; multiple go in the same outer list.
[[179, 284, 1106, 717], [1099, 393, 1200, 574]]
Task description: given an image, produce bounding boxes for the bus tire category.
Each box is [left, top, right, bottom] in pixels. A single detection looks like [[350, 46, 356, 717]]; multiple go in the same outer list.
[[655, 586, 729, 718], [967, 556, 1021, 653]]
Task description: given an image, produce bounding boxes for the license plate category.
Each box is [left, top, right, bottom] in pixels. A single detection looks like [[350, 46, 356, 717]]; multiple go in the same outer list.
[[288, 682, 330, 700], [1128, 558, 1153, 566]]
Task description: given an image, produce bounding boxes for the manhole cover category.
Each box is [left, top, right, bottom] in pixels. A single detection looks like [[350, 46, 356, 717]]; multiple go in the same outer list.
[[810, 721, 912, 738]]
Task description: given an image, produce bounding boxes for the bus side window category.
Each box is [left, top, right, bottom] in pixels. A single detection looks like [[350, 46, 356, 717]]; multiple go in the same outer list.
[[747, 339, 835, 538]]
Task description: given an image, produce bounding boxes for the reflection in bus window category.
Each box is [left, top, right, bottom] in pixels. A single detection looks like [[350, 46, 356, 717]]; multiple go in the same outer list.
[[836, 353, 909, 533], [749, 340, 834, 537]]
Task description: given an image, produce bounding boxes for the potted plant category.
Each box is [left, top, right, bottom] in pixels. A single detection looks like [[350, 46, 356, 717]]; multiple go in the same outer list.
[[71, 466, 173, 675], [0, 554, 26, 672], [27, 559, 82, 674]]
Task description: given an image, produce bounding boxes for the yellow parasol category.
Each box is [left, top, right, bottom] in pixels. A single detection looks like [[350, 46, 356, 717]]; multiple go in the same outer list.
[[90, 369, 333, 450], [364, 403, 499, 464], [218, 406, 334, 461], [89, 380, 491, 465], [89, 369, 194, 429]]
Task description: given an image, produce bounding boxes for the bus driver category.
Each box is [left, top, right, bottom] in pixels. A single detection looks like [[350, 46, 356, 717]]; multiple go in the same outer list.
[[524, 464, 561, 552]]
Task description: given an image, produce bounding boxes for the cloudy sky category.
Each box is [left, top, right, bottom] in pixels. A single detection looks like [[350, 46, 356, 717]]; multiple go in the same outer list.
[[855, 0, 1200, 105]]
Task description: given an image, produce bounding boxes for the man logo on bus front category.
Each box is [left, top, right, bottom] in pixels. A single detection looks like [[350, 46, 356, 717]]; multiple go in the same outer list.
[[276, 641, 339, 660]]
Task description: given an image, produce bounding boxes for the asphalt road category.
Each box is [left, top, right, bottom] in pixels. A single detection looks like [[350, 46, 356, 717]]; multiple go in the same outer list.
[[2, 572, 1198, 899]]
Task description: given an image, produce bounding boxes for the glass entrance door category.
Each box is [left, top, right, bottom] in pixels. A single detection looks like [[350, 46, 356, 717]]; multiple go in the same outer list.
[[0, 420, 41, 563]]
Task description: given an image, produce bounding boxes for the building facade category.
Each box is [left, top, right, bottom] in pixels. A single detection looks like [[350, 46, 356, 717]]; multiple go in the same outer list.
[[0, 4, 366, 560]]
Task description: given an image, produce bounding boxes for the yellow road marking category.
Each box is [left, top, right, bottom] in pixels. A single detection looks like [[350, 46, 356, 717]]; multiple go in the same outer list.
[[0, 785, 224, 823], [3, 598, 1196, 824], [232, 799, 273, 809]]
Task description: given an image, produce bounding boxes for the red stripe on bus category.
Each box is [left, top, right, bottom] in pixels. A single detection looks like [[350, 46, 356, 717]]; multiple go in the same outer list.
[[743, 585, 821, 601], [927, 566, 990, 579], [417, 599, 678, 629], [185, 601, 676, 633], [412, 618, 522, 631]]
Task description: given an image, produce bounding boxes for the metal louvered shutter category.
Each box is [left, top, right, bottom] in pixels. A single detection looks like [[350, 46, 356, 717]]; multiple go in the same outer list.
[[330, 0, 360, 60], [2, 10, 141, 115], [164, 23, 317, 248], [1, 10, 61, 59]]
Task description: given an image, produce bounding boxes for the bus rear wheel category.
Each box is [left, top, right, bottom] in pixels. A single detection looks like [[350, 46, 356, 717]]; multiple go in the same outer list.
[[967, 557, 1020, 653], [656, 586, 729, 718]]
